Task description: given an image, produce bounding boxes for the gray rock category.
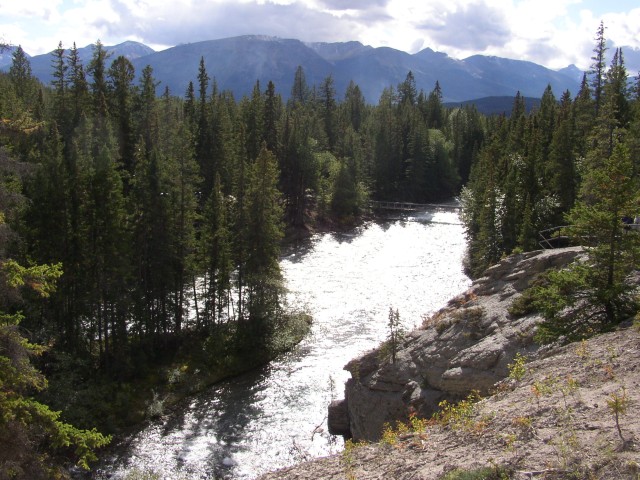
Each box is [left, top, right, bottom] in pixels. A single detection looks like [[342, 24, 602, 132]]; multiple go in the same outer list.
[[334, 247, 583, 441], [327, 399, 349, 436]]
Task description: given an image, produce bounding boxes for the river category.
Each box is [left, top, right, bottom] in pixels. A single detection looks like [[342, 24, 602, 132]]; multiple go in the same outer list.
[[98, 208, 471, 479]]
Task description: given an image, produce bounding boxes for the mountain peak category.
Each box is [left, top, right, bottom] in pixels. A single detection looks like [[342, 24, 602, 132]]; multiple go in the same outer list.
[[106, 40, 155, 59], [6, 36, 582, 104], [305, 41, 371, 62]]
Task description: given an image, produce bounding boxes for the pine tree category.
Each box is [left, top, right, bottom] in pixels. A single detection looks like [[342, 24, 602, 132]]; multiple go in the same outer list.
[[82, 117, 129, 365], [404, 118, 431, 201], [0, 118, 110, 476], [424, 81, 444, 129], [331, 158, 360, 218], [164, 122, 200, 333], [547, 90, 577, 218], [319, 75, 337, 151], [241, 144, 285, 347], [448, 104, 484, 186], [342, 80, 366, 132], [135, 64, 160, 151], [87, 40, 111, 118], [184, 80, 196, 125], [628, 74, 640, 177], [0, 251, 110, 476], [108, 55, 136, 181], [604, 48, 630, 128], [128, 136, 174, 339], [397, 71, 417, 107], [198, 173, 232, 327], [67, 42, 90, 129], [372, 87, 402, 199], [590, 21, 607, 116], [461, 118, 509, 276], [209, 87, 236, 192], [243, 80, 265, 164], [572, 73, 594, 161], [290, 65, 309, 106], [263, 80, 281, 155], [22, 123, 75, 343], [280, 110, 317, 227], [535, 138, 640, 342], [8, 45, 33, 101], [537, 85, 557, 165], [50, 42, 69, 133], [196, 58, 212, 191]]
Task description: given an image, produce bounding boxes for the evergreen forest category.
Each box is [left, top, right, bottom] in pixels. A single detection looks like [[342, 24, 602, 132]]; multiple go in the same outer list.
[[1, 22, 639, 477]]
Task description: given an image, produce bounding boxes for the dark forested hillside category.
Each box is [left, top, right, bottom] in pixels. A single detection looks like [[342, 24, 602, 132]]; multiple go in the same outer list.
[[444, 95, 541, 115]]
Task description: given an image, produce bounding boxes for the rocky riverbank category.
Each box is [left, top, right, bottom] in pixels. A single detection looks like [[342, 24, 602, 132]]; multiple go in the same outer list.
[[259, 247, 640, 479]]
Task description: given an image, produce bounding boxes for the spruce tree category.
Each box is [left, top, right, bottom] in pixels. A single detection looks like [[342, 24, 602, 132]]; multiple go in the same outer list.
[[241, 144, 284, 347], [372, 87, 402, 199], [164, 122, 200, 333], [50, 42, 69, 134], [604, 48, 630, 128], [67, 42, 90, 129], [534, 138, 640, 342], [290, 65, 309, 106], [547, 90, 577, 218], [108, 55, 136, 181], [0, 117, 109, 475], [87, 40, 111, 118], [263, 80, 281, 155], [8, 45, 33, 101], [195, 57, 215, 199], [397, 71, 417, 107], [342, 80, 366, 132], [590, 21, 607, 116], [135, 64, 160, 151], [198, 174, 232, 327], [319, 75, 337, 151], [243, 80, 265, 164], [331, 158, 360, 218], [424, 80, 444, 129]]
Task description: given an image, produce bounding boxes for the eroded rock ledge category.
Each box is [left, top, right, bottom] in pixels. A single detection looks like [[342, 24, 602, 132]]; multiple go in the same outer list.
[[329, 246, 584, 441]]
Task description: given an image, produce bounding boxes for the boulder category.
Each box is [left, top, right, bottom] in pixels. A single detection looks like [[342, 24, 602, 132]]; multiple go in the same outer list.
[[327, 399, 350, 436]]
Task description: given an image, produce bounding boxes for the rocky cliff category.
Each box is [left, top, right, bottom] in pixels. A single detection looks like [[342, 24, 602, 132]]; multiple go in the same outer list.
[[259, 246, 640, 480], [329, 247, 583, 441], [260, 326, 640, 479]]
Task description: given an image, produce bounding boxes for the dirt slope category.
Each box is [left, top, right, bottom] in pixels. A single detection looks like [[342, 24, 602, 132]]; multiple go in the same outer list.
[[260, 322, 640, 479]]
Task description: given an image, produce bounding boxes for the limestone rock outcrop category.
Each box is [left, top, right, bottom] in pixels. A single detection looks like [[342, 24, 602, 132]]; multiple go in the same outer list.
[[329, 247, 583, 441]]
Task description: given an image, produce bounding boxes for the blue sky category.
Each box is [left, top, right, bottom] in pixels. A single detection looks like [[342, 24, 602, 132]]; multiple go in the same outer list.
[[1, 0, 638, 70]]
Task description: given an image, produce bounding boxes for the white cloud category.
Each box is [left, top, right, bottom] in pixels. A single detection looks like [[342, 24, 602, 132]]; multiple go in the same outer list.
[[0, 0, 64, 19], [1, 0, 638, 69]]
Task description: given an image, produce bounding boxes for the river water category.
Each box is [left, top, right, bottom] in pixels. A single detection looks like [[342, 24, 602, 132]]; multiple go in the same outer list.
[[100, 208, 471, 479]]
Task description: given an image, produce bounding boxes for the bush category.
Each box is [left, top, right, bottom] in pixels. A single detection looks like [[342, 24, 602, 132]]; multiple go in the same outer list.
[[440, 465, 511, 480]]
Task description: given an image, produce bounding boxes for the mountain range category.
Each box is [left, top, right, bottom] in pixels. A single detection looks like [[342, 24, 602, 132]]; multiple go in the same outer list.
[[3, 35, 638, 106]]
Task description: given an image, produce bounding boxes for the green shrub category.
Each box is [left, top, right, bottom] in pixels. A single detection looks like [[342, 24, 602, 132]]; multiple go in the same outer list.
[[507, 352, 527, 381], [440, 465, 511, 480]]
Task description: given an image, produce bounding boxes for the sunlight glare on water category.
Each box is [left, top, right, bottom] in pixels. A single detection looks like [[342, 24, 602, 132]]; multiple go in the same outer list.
[[101, 209, 471, 480]]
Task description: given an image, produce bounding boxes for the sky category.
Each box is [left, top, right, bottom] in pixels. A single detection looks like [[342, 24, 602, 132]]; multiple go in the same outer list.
[[1, 0, 639, 70]]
